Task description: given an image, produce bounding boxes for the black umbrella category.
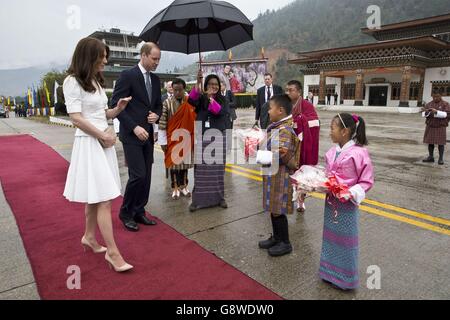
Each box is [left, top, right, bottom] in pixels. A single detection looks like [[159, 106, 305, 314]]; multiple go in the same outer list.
[[139, 0, 253, 67]]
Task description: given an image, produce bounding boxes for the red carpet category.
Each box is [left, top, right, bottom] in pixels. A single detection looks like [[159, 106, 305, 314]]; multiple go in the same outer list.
[[0, 135, 281, 300]]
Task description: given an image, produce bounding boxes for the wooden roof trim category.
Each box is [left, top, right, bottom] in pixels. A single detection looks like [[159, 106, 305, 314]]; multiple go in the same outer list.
[[361, 13, 450, 35], [292, 36, 449, 60]]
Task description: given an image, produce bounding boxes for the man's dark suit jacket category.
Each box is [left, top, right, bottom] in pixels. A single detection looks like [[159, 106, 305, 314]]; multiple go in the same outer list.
[[110, 66, 162, 146], [255, 85, 283, 121], [224, 90, 237, 126]]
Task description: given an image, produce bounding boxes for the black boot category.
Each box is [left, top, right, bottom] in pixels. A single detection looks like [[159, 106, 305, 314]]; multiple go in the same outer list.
[[438, 146, 445, 165], [423, 145, 435, 163], [259, 215, 280, 249], [268, 215, 293, 257]]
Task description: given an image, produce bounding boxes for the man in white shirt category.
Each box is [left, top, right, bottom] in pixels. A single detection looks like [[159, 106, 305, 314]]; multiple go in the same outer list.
[[110, 42, 162, 232], [255, 73, 283, 127]]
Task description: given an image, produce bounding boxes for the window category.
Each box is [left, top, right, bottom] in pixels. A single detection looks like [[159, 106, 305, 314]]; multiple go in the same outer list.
[[409, 82, 421, 100], [326, 85, 336, 95], [307, 85, 336, 96], [308, 85, 320, 96], [343, 84, 356, 100], [391, 83, 401, 100], [431, 81, 450, 97]]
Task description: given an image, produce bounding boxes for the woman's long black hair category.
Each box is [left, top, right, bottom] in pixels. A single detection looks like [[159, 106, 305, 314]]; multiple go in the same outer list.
[[204, 74, 225, 106]]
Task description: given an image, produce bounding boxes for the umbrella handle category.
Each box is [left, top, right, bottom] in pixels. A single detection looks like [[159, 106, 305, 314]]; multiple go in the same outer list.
[[196, 19, 202, 68]]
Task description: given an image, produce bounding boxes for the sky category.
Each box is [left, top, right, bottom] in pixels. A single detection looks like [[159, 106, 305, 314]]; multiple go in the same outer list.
[[0, 0, 295, 70]]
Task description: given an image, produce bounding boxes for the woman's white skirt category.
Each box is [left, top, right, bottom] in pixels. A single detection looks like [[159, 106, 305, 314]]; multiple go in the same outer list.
[[64, 136, 122, 204]]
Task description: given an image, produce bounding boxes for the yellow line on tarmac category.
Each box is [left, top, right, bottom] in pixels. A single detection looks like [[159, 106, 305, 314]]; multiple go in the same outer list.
[[155, 149, 450, 235], [229, 164, 450, 229], [226, 166, 450, 237], [226, 164, 261, 175], [225, 168, 263, 182], [363, 199, 450, 227], [359, 205, 450, 237]]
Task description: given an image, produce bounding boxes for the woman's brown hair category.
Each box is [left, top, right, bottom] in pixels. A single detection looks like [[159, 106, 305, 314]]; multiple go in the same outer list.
[[67, 37, 109, 93]]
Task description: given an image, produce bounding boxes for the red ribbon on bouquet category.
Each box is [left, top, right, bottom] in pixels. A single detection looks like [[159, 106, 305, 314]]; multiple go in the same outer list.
[[324, 176, 352, 203], [245, 137, 259, 159], [324, 176, 353, 224]]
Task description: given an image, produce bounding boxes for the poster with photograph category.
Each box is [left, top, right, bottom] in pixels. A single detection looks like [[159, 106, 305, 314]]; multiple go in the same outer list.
[[201, 60, 267, 95]]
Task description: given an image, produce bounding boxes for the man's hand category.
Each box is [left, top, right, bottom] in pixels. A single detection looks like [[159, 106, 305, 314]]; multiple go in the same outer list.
[[148, 112, 160, 124], [133, 126, 149, 142], [197, 69, 203, 83]]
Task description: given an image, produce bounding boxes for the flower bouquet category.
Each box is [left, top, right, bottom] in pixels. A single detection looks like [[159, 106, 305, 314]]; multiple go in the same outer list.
[[290, 165, 352, 203], [236, 127, 266, 160]]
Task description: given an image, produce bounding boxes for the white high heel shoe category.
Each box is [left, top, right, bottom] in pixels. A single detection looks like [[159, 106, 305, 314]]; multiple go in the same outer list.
[[172, 189, 180, 200], [81, 236, 107, 253], [180, 187, 191, 197], [105, 253, 134, 273]]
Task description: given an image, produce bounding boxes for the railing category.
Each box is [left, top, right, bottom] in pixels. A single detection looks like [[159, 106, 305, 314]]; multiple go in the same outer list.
[[234, 94, 257, 108]]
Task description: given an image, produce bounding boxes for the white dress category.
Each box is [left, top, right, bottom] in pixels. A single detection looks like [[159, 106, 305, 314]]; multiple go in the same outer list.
[[63, 76, 121, 204]]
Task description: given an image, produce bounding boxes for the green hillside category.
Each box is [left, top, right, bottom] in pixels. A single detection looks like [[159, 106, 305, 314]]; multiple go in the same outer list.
[[185, 0, 450, 86]]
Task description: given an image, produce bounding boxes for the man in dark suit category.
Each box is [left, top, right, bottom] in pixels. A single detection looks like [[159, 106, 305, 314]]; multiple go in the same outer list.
[[220, 81, 237, 154], [110, 42, 163, 232], [254, 73, 283, 127], [220, 81, 237, 129], [327, 92, 332, 105]]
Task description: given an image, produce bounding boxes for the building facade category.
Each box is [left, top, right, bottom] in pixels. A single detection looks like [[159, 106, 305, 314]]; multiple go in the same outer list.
[[89, 28, 141, 91], [289, 14, 450, 111], [89, 28, 184, 92]]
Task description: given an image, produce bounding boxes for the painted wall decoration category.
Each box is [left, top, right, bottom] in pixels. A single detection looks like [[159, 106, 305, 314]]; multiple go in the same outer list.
[[201, 61, 267, 94]]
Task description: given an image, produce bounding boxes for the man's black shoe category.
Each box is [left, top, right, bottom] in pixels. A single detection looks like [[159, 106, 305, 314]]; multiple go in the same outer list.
[[121, 219, 139, 232], [422, 157, 435, 163], [135, 215, 157, 226]]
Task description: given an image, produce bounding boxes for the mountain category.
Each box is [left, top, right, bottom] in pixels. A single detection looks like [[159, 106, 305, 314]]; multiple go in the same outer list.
[[0, 64, 67, 97], [184, 0, 450, 86], [0, 51, 196, 98]]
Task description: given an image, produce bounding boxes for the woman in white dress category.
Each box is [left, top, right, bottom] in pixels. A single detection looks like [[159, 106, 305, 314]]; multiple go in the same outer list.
[[63, 37, 133, 272]]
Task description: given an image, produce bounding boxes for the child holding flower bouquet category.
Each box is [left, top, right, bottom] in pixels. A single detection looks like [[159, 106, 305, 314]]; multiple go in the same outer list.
[[257, 94, 300, 257], [319, 113, 374, 290]]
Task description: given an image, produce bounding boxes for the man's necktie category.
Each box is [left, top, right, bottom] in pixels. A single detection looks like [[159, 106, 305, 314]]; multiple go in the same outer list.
[[145, 72, 152, 104], [266, 86, 272, 102]]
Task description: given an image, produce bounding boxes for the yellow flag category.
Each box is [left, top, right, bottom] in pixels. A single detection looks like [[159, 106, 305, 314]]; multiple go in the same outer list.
[[228, 50, 233, 61], [28, 89, 32, 106], [7, 97, 10, 106], [44, 81, 51, 105]]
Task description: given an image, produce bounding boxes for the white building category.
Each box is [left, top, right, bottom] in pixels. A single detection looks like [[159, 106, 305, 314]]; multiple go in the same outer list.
[[289, 14, 450, 112]]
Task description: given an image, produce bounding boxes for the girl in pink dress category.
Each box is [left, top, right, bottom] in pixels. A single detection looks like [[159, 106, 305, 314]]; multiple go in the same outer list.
[[319, 113, 374, 290]]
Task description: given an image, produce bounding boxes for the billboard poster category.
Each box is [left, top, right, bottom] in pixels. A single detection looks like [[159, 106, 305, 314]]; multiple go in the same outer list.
[[201, 60, 267, 95]]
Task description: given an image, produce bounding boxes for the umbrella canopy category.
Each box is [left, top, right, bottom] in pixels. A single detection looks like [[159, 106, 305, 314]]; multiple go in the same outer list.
[[139, 0, 253, 55]]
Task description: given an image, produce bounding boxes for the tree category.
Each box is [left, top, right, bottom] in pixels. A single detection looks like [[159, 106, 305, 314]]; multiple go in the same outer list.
[[41, 70, 68, 106]]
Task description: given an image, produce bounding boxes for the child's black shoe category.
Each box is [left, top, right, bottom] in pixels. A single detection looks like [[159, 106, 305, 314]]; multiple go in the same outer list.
[[258, 235, 279, 249], [268, 242, 292, 257]]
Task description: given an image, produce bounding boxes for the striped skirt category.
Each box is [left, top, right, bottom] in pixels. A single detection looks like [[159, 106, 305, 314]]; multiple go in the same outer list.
[[423, 126, 447, 145], [319, 196, 359, 290], [191, 133, 226, 209]]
